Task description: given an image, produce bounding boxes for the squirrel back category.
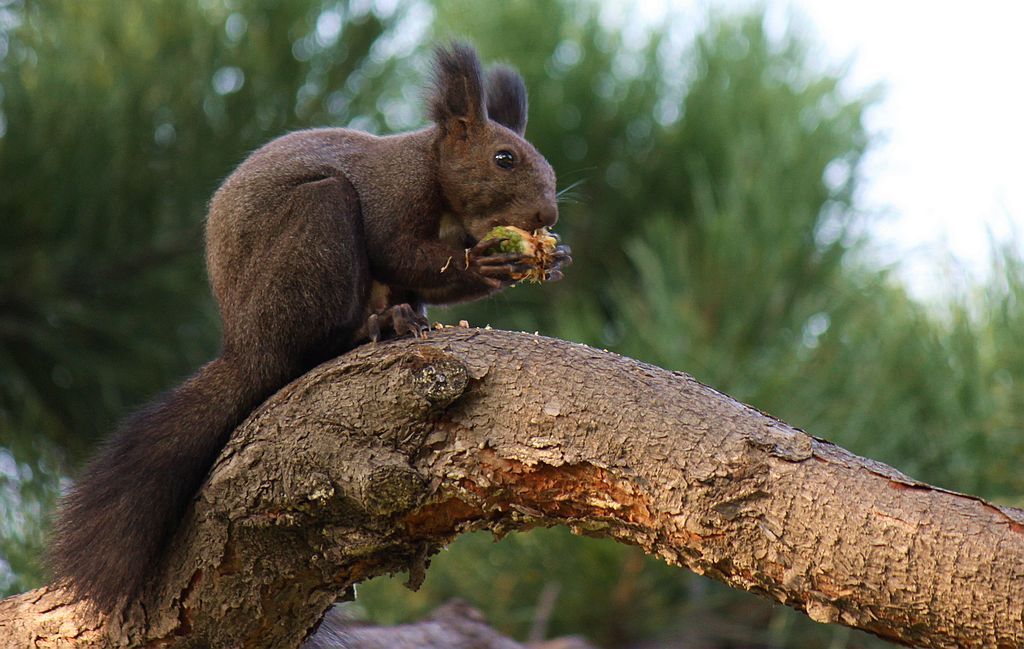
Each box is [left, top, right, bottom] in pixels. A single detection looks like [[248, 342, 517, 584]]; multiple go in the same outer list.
[[50, 42, 567, 612]]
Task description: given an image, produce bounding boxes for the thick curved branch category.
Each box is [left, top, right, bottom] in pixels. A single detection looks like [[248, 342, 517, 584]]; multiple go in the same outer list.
[[2, 329, 1022, 648]]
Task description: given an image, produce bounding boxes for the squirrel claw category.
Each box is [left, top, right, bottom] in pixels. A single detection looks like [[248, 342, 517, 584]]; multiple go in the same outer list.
[[368, 313, 382, 343], [367, 303, 429, 342]]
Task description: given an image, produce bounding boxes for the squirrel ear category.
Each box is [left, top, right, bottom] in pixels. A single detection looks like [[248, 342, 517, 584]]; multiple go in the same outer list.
[[485, 65, 528, 136], [428, 42, 487, 136]]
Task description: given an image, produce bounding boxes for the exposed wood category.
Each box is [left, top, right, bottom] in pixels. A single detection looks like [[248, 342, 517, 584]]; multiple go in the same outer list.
[[1, 328, 1021, 648]]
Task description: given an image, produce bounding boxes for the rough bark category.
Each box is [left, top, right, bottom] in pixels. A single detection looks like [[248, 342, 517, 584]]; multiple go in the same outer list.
[[1, 328, 1021, 648]]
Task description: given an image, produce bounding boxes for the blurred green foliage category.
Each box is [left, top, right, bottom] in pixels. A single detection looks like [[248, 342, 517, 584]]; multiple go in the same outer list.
[[0, 0, 402, 593], [2, 1, 1022, 647]]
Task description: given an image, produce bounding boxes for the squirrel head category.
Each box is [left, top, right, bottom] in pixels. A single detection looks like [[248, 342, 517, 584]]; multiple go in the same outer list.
[[428, 42, 557, 243]]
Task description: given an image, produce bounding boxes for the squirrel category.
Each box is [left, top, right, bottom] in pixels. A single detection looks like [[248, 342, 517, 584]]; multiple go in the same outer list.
[[49, 42, 571, 612]]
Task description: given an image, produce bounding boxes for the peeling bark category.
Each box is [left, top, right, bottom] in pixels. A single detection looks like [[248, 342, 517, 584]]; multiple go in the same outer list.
[[1, 328, 1021, 648]]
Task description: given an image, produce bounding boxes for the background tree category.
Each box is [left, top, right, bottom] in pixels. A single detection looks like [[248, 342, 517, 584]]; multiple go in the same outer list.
[[0, 0, 403, 593], [2, 1, 1022, 647]]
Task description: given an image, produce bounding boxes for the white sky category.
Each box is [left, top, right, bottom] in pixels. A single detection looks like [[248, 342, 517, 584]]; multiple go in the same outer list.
[[645, 0, 1024, 297]]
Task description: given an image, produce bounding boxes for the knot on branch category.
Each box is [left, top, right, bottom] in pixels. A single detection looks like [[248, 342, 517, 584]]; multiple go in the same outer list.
[[746, 422, 814, 462], [402, 348, 469, 408]]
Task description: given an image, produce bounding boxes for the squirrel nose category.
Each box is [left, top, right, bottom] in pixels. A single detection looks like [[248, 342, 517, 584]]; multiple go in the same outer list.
[[535, 204, 558, 229]]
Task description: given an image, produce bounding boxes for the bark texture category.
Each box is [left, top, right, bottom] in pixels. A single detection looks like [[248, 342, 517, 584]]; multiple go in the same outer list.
[[1, 328, 1021, 648]]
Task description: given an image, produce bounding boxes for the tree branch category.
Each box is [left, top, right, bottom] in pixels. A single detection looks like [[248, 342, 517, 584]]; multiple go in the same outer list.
[[2, 329, 1021, 647]]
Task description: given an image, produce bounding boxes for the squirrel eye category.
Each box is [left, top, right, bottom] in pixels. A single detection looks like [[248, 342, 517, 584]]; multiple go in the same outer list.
[[494, 150, 516, 170]]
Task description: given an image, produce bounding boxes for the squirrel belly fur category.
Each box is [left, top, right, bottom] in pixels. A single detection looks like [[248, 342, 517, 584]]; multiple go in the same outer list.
[[49, 42, 570, 612]]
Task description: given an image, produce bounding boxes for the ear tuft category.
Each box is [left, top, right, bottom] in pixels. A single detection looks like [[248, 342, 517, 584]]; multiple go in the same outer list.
[[428, 41, 487, 130], [485, 65, 528, 136]]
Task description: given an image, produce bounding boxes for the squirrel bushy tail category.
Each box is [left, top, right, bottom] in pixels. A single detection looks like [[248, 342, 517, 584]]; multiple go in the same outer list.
[[50, 354, 276, 611]]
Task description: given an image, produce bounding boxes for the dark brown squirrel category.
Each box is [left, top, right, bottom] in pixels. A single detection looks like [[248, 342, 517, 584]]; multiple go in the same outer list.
[[49, 42, 571, 612]]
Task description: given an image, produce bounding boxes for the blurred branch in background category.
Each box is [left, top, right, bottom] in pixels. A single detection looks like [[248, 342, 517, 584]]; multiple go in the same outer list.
[[2, 1, 1023, 647]]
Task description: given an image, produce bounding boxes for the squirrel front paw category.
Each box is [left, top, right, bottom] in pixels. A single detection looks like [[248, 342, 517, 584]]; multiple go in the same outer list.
[[367, 303, 430, 342], [465, 237, 572, 286], [465, 237, 533, 286], [545, 239, 572, 282]]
